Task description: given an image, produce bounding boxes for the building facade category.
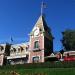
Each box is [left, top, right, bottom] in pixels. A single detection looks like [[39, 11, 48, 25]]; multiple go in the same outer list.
[[0, 15, 53, 65], [7, 43, 29, 65]]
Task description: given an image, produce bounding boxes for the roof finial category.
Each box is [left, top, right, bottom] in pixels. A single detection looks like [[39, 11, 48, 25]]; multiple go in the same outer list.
[[41, 1, 46, 16]]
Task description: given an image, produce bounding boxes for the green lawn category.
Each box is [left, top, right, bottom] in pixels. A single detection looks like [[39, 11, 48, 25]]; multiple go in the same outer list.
[[0, 68, 75, 75]]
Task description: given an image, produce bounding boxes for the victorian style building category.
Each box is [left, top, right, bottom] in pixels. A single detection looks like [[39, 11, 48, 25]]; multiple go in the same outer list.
[[0, 15, 53, 65]]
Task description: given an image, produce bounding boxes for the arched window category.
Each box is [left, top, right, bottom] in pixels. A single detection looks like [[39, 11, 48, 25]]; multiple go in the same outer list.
[[34, 41, 39, 48]]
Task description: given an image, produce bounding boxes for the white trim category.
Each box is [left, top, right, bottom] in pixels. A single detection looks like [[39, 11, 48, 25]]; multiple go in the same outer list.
[[7, 55, 26, 59], [42, 50, 44, 62]]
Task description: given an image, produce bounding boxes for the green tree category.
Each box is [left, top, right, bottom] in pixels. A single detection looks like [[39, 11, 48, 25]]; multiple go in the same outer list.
[[61, 29, 75, 51]]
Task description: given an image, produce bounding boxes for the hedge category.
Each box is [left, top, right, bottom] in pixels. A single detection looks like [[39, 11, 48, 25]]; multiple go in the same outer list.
[[0, 61, 75, 70]]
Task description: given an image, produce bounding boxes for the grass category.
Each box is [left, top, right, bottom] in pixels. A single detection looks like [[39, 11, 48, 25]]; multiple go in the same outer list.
[[1, 62, 75, 75], [0, 68, 75, 75]]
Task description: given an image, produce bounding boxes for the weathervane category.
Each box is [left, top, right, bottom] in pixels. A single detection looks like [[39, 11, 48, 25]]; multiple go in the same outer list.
[[41, 1, 46, 16]]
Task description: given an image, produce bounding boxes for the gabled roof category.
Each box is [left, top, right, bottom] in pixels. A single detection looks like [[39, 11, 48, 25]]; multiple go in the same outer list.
[[45, 53, 56, 58]]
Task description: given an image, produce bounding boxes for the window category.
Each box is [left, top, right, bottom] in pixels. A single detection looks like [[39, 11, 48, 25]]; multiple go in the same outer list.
[[34, 41, 39, 48], [10, 48, 16, 54], [26, 45, 29, 51], [10, 50, 13, 53], [13, 48, 16, 52], [32, 56, 39, 63], [26, 47, 28, 51], [20, 46, 23, 52], [18, 48, 20, 53]]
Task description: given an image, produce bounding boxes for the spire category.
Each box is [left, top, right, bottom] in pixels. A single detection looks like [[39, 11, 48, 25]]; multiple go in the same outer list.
[[41, 1, 47, 16]]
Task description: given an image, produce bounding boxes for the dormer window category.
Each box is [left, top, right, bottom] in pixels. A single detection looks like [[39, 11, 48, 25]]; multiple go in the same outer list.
[[18, 48, 20, 53], [20, 46, 23, 52], [10, 48, 16, 54], [34, 41, 39, 49], [26, 45, 29, 51], [17, 46, 24, 53], [26, 47, 28, 51], [10, 50, 13, 53], [13, 48, 16, 52]]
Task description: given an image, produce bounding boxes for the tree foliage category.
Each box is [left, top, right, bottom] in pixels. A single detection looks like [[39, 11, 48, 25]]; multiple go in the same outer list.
[[62, 30, 75, 51]]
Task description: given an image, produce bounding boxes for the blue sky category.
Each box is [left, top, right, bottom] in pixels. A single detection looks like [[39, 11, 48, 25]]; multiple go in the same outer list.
[[0, 0, 75, 51]]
